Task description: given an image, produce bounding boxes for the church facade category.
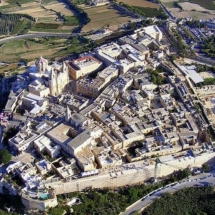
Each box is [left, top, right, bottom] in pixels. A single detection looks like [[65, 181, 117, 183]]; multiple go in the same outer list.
[[29, 56, 69, 97]]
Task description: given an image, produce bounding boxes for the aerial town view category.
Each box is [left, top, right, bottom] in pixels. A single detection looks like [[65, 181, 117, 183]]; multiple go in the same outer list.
[[1, 0, 215, 214]]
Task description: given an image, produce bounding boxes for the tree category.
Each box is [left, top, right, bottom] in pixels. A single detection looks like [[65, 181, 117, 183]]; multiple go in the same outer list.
[[169, 55, 176, 62], [0, 149, 12, 164], [3, 127, 18, 145], [202, 164, 210, 172]]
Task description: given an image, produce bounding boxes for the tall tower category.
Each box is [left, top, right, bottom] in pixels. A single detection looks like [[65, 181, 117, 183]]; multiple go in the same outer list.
[[49, 68, 58, 96], [35, 56, 48, 74], [65, 105, 71, 122], [62, 61, 69, 84]]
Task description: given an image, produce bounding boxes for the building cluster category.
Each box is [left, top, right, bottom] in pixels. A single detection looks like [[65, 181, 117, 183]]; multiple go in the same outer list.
[[2, 25, 213, 203]]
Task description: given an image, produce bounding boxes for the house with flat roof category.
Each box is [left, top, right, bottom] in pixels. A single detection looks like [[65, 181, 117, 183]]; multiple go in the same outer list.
[[34, 135, 61, 158], [35, 159, 52, 176]]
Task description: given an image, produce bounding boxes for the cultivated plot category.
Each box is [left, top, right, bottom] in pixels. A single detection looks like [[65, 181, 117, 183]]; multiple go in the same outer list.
[[117, 0, 159, 8], [82, 5, 133, 32]]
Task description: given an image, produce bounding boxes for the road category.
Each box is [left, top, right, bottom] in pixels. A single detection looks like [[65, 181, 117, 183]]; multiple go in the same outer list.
[[160, 2, 174, 19], [122, 173, 215, 215], [0, 33, 79, 44]]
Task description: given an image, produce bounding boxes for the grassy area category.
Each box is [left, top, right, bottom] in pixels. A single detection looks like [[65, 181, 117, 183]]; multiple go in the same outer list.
[[203, 78, 215, 85], [0, 38, 54, 67], [64, 16, 79, 26], [0, 39, 45, 54], [5, 0, 32, 4], [30, 27, 72, 33]]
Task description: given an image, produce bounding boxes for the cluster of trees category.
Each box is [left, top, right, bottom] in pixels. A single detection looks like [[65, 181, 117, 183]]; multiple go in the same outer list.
[[0, 92, 9, 112], [0, 149, 11, 165], [3, 127, 19, 146], [200, 35, 215, 58], [171, 29, 190, 57], [58, 184, 163, 215], [143, 186, 215, 215], [0, 193, 24, 214], [62, 0, 90, 27], [145, 68, 166, 85], [0, 13, 34, 35], [58, 35, 96, 56], [117, 2, 168, 19], [33, 22, 61, 29], [12, 18, 33, 35]]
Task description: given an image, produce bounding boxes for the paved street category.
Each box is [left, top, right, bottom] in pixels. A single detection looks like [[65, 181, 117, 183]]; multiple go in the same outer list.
[[122, 173, 215, 215]]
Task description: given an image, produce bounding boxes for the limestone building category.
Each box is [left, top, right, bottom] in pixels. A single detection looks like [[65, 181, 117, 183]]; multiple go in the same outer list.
[[29, 56, 69, 97], [66, 55, 102, 80]]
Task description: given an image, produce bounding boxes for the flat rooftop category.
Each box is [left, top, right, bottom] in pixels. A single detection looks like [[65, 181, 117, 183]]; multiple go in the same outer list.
[[47, 123, 72, 143], [67, 129, 92, 150]]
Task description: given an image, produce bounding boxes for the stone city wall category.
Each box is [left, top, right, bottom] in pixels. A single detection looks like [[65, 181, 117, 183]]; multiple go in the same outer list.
[[12, 152, 215, 211], [43, 152, 215, 195]]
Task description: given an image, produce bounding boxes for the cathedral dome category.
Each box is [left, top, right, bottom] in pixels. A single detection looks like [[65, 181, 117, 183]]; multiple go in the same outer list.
[[71, 113, 86, 124]]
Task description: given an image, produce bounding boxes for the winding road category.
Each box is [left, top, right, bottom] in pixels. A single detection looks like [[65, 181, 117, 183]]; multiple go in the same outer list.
[[121, 172, 215, 215]]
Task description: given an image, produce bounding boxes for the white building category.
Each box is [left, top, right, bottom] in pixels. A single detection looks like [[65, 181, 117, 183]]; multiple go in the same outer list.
[[21, 91, 49, 115], [34, 135, 61, 158]]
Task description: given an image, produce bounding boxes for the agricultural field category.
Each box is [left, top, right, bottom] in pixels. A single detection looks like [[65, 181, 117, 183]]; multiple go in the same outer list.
[[161, 0, 215, 20], [117, 0, 159, 8], [44, 1, 74, 16], [189, 0, 215, 10], [0, 0, 76, 33], [179, 2, 215, 14], [7, 3, 61, 22], [161, 0, 215, 10], [82, 5, 133, 32]]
